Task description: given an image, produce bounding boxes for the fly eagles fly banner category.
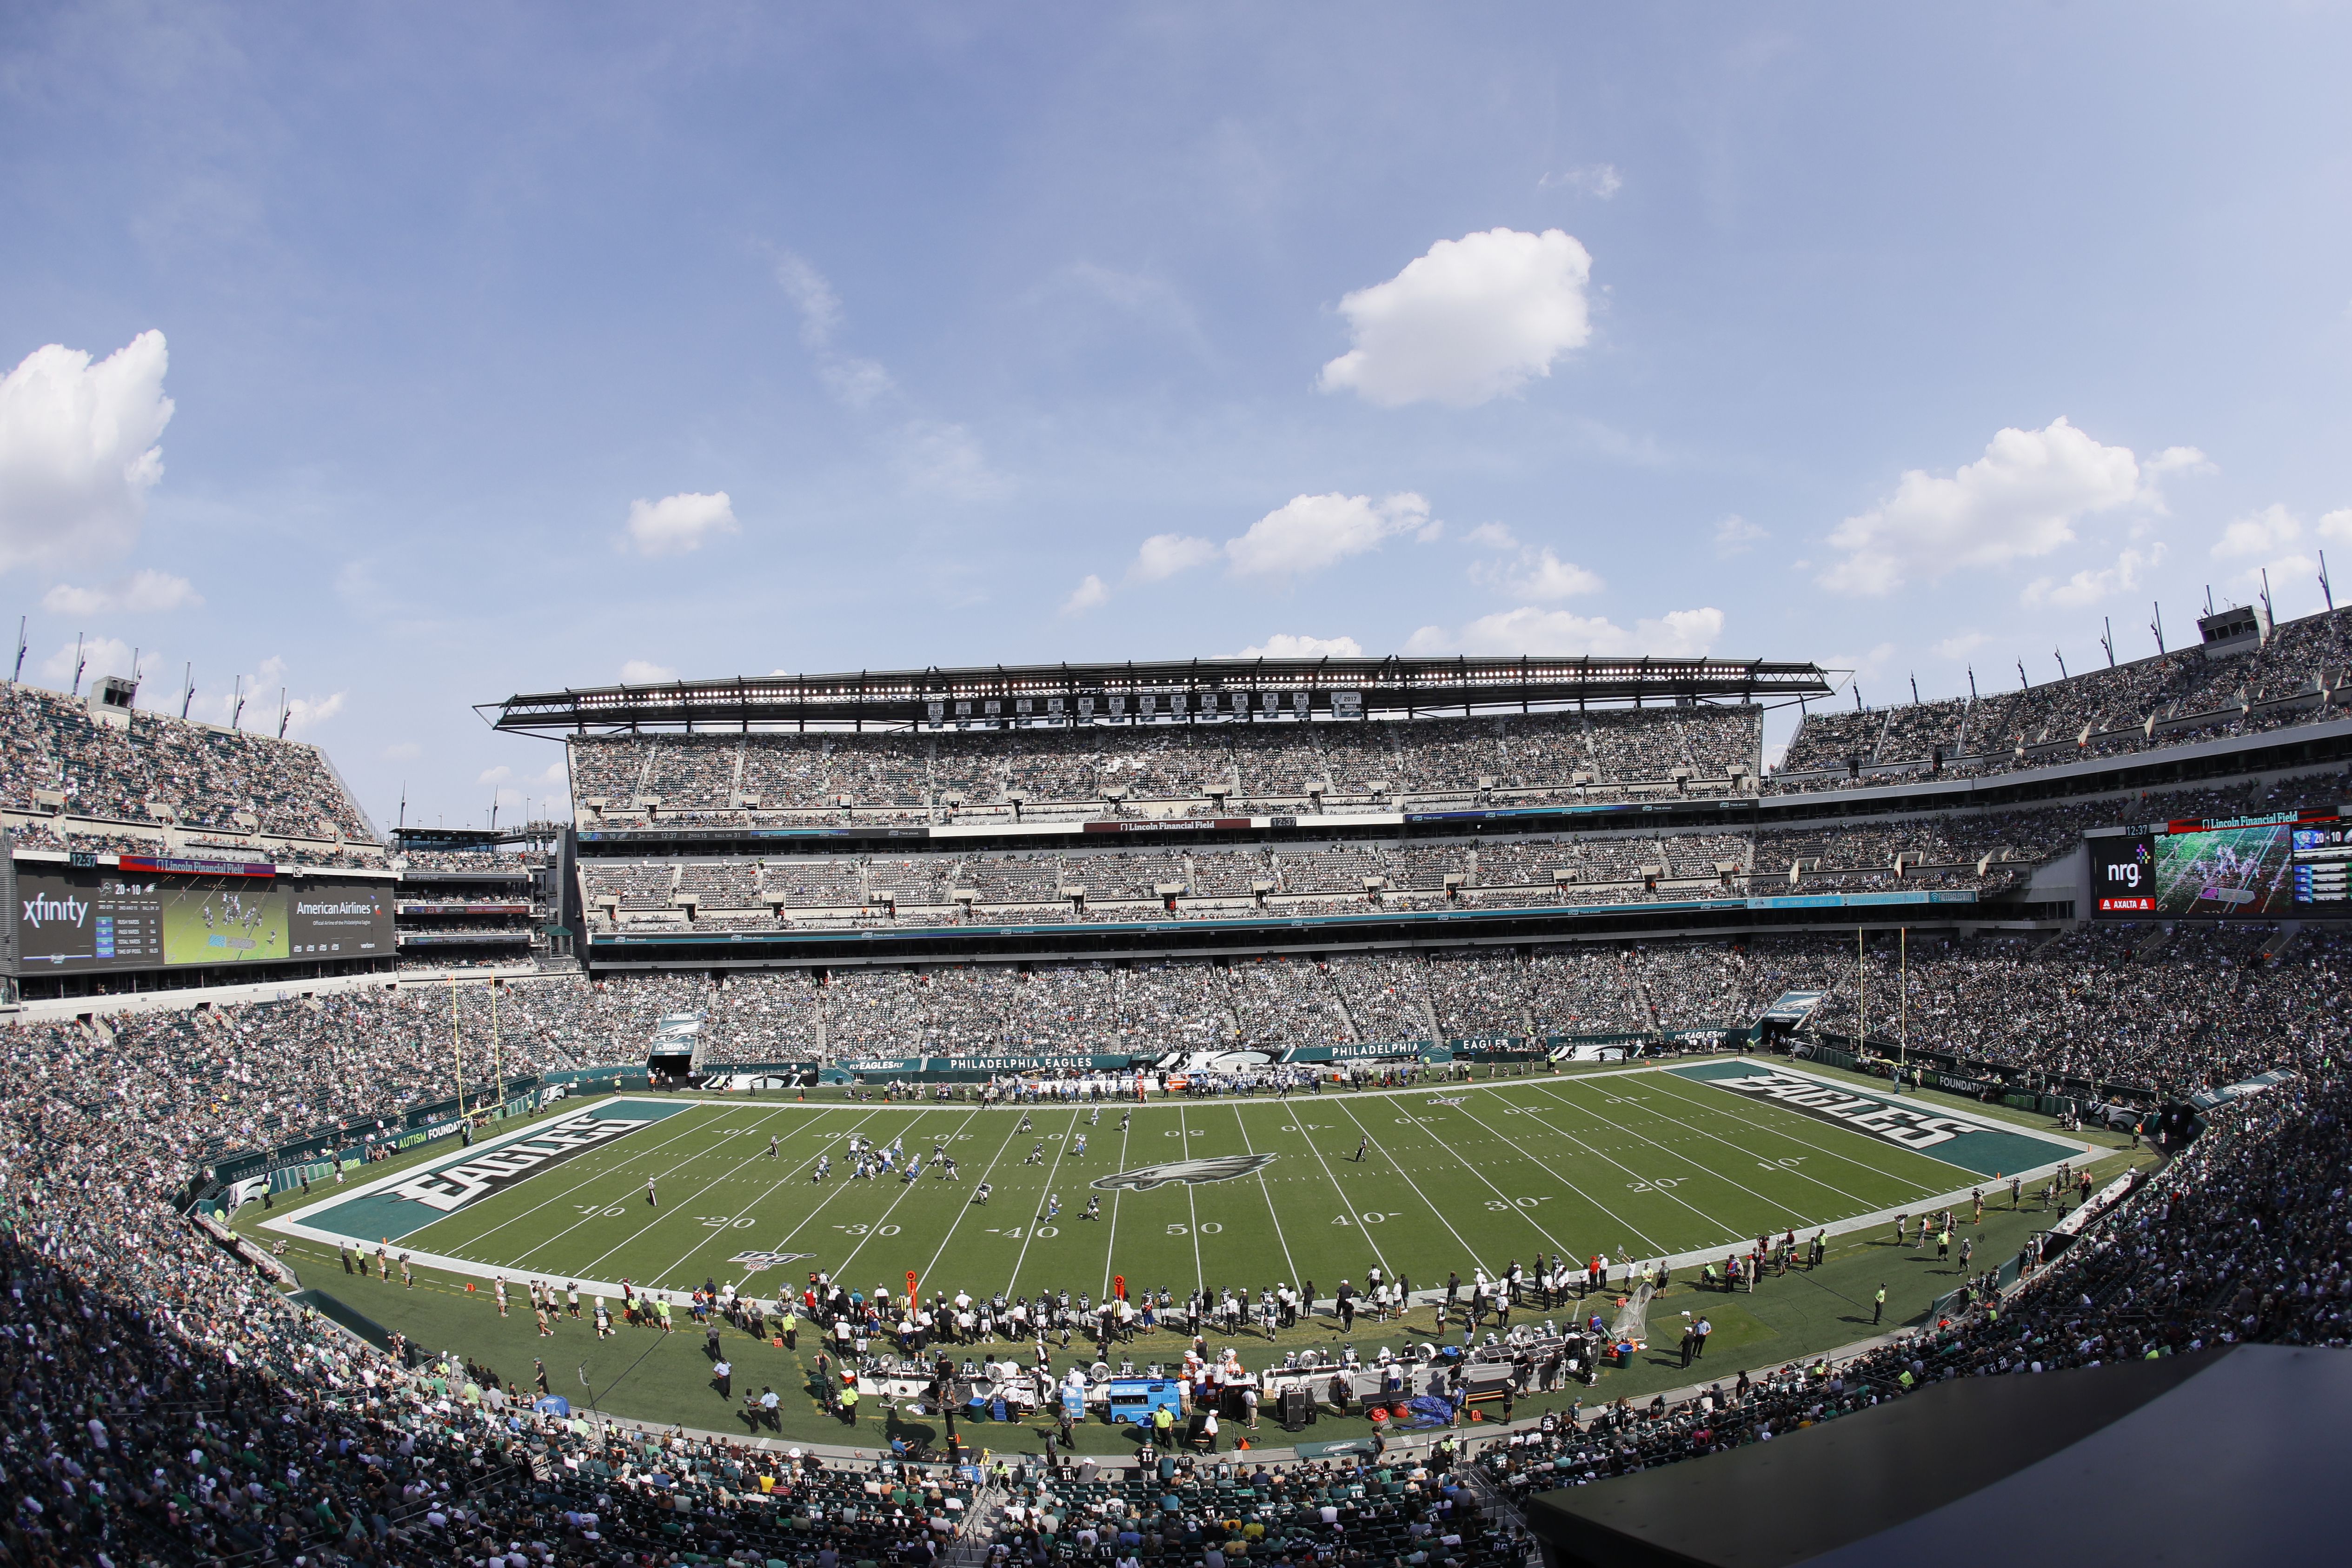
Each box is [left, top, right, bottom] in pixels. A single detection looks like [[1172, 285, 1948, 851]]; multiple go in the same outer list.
[[1668, 1059, 2078, 1176]]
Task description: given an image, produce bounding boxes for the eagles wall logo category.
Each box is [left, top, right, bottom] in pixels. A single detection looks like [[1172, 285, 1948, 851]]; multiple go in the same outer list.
[[1090, 1153, 1277, 1192]]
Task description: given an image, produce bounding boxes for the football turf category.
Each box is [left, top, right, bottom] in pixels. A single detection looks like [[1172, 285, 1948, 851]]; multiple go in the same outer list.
[[275, 1065, 2069, 1306]]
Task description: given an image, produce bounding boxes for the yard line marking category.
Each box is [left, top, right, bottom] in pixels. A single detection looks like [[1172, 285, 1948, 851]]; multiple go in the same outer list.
[[1229, 1103, 1301, 1287], [1390, 1093, 1588, 1258], [1636, 1069, 1959, 1190], [1177, 1105, 1205, 1291], [483, 1102, 811, 1274], [1100, 1109, 1135, 1299], [413, 1100, 772, 1257], [831, 1108, 981, 1280], [1286, 1098, 1392, 1277], [918, 1105, 1033, 1289], [1535, 1076, 1883, 1213], [1325, 1096, 1488, 1274], [1471, 1084, 1763, 1247], [567, 1107, 883, 1282], [1003, 1109, 1084, 1296]]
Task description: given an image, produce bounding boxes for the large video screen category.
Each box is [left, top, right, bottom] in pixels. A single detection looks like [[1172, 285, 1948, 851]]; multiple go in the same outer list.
[[13, 864, 392, 972], [2089, 810, 2346, 919]]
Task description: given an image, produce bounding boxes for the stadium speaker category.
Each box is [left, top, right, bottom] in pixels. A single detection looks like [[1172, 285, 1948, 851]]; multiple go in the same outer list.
[[1280, 1389, 1311, 1431]]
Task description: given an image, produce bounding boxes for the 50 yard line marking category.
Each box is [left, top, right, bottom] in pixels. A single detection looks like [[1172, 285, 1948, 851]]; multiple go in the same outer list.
[[1100, 1109, 1135, 1298], [1176, 1104, 1204, 1291]]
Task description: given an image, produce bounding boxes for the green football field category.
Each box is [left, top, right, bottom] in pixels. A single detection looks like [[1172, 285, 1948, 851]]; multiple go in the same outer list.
[[272, 1064, 2082, 1306]]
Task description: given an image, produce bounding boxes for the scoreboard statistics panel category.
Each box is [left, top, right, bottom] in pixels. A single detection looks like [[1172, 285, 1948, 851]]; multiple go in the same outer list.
[[2090, 808, 2346, 919]]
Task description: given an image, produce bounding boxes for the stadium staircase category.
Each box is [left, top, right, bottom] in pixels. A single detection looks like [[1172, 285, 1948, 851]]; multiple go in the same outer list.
[[1322, 967, 1363, 1044], [939, 1478, 1007, 1567]]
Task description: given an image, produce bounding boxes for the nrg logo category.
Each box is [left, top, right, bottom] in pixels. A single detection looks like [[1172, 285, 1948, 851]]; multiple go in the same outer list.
[[2105, 843, 2152, 889]]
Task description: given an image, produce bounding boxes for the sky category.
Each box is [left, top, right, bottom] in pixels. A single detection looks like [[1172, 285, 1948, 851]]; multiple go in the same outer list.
[[4, 2, 2352, 834]]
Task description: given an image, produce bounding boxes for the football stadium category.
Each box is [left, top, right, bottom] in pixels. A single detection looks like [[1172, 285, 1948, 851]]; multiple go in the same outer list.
[[6, 623, 2351, 1565], [11, 13, 2352, 1567]]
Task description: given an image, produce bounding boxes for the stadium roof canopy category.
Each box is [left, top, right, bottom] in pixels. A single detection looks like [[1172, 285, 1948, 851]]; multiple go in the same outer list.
[[479, 654, 1834, 733]]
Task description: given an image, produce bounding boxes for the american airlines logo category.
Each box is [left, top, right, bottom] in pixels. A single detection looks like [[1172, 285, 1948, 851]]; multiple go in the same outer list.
[[21, 893, 89, 930]]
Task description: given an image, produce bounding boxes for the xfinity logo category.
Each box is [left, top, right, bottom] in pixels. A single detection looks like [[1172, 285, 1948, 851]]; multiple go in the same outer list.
[[21, 893, 89, 930]]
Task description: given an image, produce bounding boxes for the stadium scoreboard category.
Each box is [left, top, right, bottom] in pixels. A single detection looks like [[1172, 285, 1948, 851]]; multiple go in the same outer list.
[[9, 855, 395, 973], [2089, 807, 2348, 919]]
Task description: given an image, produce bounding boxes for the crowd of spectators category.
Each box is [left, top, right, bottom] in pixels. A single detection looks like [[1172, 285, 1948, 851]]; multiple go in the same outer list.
[[1478, 1067, 2347, 1503], [569, 705, 1766, 824], [2, 982, 2339, 1563], [1776, 606, 2352, 785], [0, 681, 374, 841]]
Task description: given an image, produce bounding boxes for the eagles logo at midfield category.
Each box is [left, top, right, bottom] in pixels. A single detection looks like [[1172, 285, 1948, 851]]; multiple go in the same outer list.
[[1090, 1153, 1277, 1192]]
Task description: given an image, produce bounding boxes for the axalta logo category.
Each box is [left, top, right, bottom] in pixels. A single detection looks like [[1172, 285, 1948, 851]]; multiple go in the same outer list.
[[21, 893, 89, 930]]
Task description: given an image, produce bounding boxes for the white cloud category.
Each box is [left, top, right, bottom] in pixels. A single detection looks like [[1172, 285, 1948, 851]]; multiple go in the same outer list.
[[40, 568, 201, 616], [774, 251, 844, 348], [1061, 574, 1109, 614], [0, 331, 174, 574], [1820, 418, 2144, 596], [478, 764, 515, 785], [1234, 633, 1364, 658], [624, 491, 737, 557], [620, 659, 677, 684], [1714, 516, 1768, 556], [818, 358, 894, 409], [1463, 522, 1518, 549], [1405, 605, 1722, 658], [1933, 631, 1990, 661], [1540, 165, 1623, 198], [40, 636, 133, 687], [194, 655, 344, 738], [2321, 509, 2352, 545], [1226, 492, 1429, 578], [2144, 445, 2215, 478], [1468, 546, 1604, 601], [775, 250, 900, 408], [1828, 643, 1899, 684], [2024, 543, 2168, 608], [1319, 228, 1595, 408], [2212, 503, 2300, 559], [899, 421, 1006, 500], [1130, 533, 1219, 581]]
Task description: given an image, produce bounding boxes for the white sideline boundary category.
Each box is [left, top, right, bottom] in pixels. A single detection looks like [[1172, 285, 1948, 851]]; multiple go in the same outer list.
[[251, 1066, 2102, 1308]]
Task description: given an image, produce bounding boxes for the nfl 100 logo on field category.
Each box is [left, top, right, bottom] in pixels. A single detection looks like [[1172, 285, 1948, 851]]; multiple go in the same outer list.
[[389, 1112, 655, 1213]]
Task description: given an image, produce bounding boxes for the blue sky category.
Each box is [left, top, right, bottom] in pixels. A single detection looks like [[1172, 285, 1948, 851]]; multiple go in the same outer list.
[[4, 3, 2351, 831]]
